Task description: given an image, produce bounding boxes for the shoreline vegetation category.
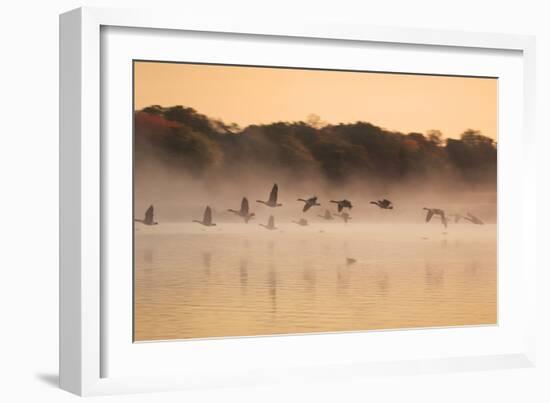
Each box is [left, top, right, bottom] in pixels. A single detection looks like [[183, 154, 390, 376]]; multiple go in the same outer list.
[[134, 105, 497, 189]]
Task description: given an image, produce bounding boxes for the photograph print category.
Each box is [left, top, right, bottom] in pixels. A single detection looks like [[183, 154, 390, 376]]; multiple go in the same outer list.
[[133, 61, 497, 341]]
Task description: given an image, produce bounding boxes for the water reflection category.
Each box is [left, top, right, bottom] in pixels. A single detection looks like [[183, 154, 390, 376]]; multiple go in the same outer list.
[[424, 263, 444, 291], [267, 263, 277, 314], [239, 258, 248, 290], [134, 223, 496, 341], [139, 248, 155, 291], [143, 248, 154, 264], [375, 271, 389, 296], [202, 252, 212, 275], [337, 265, 350, 291], [463, 261, 479, 278], [302, 260, 316, 292]]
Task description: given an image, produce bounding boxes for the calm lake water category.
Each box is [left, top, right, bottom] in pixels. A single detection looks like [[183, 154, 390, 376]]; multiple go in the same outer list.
[[134, 222, 496, 341]]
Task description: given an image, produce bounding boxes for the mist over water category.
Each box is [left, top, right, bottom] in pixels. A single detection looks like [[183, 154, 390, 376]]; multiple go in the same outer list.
[[134, 169, 497, 341], [134, 165, 496, 225]]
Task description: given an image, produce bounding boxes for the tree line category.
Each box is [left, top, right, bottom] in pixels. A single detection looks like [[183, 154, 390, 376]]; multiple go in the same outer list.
[[135, 105, 497, 188]]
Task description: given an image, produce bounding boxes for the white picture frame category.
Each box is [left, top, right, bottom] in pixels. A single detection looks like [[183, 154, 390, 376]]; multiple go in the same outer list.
[[60, 6, 537, 396]]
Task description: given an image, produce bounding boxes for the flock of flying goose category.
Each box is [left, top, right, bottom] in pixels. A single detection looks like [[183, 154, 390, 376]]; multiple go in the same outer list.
[[135, 183, 484, 229]]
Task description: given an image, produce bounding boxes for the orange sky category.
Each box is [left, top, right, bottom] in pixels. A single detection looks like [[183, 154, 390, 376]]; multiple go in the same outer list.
[[134, 61, 497, 140]]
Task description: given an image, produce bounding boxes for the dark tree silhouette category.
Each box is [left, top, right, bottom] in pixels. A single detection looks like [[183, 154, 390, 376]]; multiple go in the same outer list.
[[134, 106, 497, 187]]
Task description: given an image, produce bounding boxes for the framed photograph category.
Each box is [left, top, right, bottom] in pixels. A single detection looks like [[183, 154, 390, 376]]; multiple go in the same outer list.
[[60, 7, 537, 396]]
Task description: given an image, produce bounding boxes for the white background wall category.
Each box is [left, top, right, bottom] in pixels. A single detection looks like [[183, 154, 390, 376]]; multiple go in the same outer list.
[[0, 0, 548, 402]]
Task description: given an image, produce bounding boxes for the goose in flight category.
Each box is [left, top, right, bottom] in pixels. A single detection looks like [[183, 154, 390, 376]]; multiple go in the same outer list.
[[318, 209, 334, 220], [330, 199, 353, 212], [423, 208, 447, 228], [464, 212, 484, 225], [257, 183, 282, 207], [134, 205, 158, 226], [335, 212, 351, 223], [193, 206, 216, 227], [228, 197, 255, 223], [259, 215, 277, 230], [292, 218, 309, 226], [297, 196, 321, 212], [370, 199, 394, 209]]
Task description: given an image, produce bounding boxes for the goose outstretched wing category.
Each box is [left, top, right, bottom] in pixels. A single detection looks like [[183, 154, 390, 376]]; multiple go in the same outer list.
[[330, 200, 344, 212], [145, 205, 154, 223], [204, 206, 212, 225], [241, 197, 249, 215], [303, 197, 316, 212], [269, 184, 278, 204], [425, 209, 434, 222], [467, 212, 483, 224]]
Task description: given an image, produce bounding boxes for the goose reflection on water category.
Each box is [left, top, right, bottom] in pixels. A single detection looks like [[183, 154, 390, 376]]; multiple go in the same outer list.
[[302, 261, 316, 292], [239, 258, 248, 290], [202, 252, 212, 275], [374, 271, 390, 296], [337, 265, 351, 291], [424, 262, 445, 291], [259, 215, 277, 231], [267, 263, 277, 314], [318, 209, 334, 220], [143, 248, 154, 265], [463, 261, 479, 278]]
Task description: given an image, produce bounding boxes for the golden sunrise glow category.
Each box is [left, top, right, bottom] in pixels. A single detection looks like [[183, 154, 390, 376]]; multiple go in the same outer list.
[[134, 61, 497, 140]]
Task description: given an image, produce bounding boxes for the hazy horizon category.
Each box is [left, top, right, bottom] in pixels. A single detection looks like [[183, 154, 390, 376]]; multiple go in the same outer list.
[[134, 61, 497, 140]]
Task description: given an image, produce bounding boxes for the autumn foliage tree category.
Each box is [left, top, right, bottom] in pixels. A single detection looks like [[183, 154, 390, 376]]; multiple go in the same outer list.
[[134, 105, 497, 188]]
